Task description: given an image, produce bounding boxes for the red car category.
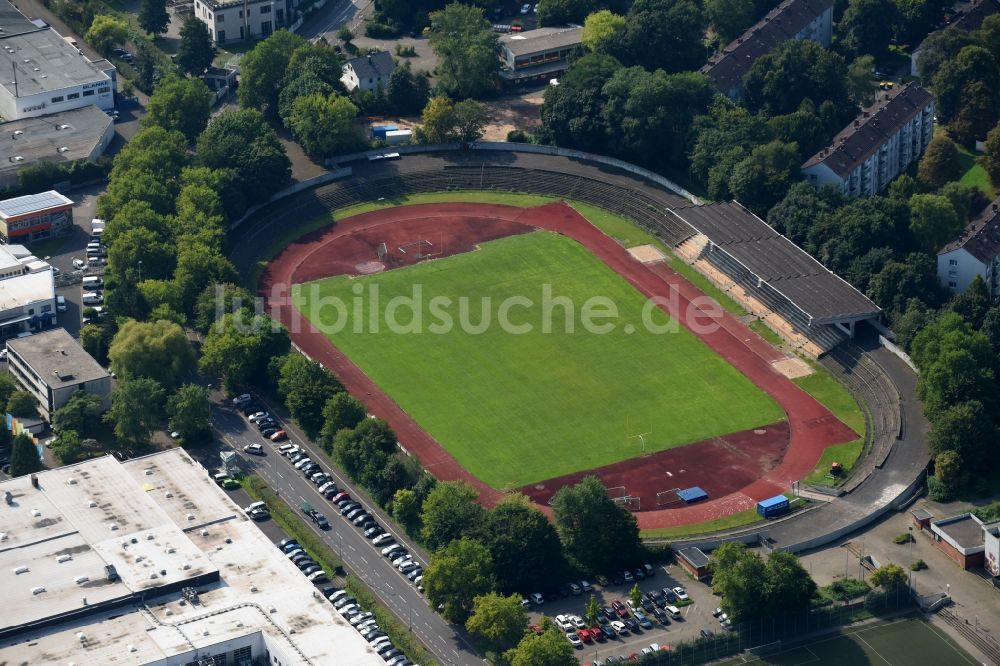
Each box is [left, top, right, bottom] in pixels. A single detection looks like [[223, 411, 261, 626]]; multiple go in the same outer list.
[[577, 629, 592, 643], [611, 600, 630, 618], [331, 491, 350, 504]]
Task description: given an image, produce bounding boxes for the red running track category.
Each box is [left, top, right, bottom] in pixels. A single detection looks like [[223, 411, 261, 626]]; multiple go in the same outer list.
[[260, 202, 858, 529]]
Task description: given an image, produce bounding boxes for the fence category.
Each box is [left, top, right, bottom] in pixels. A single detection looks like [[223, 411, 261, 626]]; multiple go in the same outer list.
[[619, 587, 913, 665]]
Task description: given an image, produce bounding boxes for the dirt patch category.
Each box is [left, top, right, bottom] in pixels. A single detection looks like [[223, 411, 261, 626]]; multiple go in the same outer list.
[[771, 356, 814, 379], [480, 92, 545, 141]]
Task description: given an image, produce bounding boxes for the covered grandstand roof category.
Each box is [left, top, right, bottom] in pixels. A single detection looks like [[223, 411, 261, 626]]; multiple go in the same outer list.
[[668, 202, 881, 325]]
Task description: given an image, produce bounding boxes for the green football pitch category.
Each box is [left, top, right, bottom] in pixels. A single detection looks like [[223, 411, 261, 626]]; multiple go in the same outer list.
[[294, 231, 784, 488], [734, 617, 978, 666]]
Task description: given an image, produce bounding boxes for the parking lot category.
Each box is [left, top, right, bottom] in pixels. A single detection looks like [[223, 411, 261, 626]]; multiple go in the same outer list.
[[527, 564, 728, 662]]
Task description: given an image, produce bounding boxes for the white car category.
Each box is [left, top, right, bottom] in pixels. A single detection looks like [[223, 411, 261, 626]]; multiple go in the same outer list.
[[72, 258, 87, 269], [672, 586, 689, 601], [566, 632, 581, 647], [233, 393, 252, 405], [610, 620, 627, 635], [349, 612, 374, 626], [243, 443, 264, 455], [570, 615, 586, 629], [529, 592, 544, 605], [555, 614, 573, 632]]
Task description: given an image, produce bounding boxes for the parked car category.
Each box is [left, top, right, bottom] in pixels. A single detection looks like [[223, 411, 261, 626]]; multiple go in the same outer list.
[[566, 632, 582, 647], [270, 429, 287, 441], [243, 443, 264, 455], [233, 393, 252, 405], [672, 586, 689, 601], [568, 582, 582, 595]]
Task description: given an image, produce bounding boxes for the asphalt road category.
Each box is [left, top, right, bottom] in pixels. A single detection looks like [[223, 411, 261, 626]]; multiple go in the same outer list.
[[298, 0, 370, 42], [211, 398, 484, 666]]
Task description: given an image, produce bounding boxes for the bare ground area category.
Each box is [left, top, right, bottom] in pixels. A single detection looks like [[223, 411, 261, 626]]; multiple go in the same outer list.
[[480, 91, 545, 140]]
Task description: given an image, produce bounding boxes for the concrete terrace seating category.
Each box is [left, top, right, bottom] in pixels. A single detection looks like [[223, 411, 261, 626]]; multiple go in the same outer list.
[[820, 344, 902, 492]]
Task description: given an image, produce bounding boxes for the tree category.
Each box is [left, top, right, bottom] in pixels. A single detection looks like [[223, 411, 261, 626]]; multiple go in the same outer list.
[[838, 0, 896, 58], [7, 391, 38, 417], [197, 109, 292, 205], [80, 324, 111, 365], [9, 433, 42, 477], [424, 538, 496, 624], [319, 392, 367, 449], [629, 583, 643, 608], [287, 92, 365, 158], [506, 627, 577, 666], [582, 10, 626, 54], [926, 400, 998, 466], [711, 542, 816, 622], [985, 122, 1000, 186], [949, 275, 992, 327], [419, 96, 487, 143], [50, 429, 85, 465], [551, 476, 641, 573], [173, 245, 239, 314], [917, 26, 976, 80], [391, 488, 422, 533], [138, 0, 169, 35], [52, 392, 105, 436], [908, 194, 962, 253], [465, 593, 528, 652], [167, 384, 211, 442], [421, 480, 486, 549], [199, 312, 290, 390], [934, 449, 965, 492], [331, 417, 396, 480], [194, 282, 255, 333], [176, 15, 215, 75], [618, 0, 707, 73], [743, 40, 852, 120], [427, 3, 499, 98], [868, 254, 945, 317], [950, 80, 999, 144], [238, 30, 307, 115], [85, 15, 128, 55], [706, 0, 757, 44], [109, 319, 195, 390], [870, 563, 908, 590], [729, 140, 801, 216], [932, 46, 1000, 125], [143, 76, 213, 142], [0, 374, 17, 412], [276, 353, 344, 437], [105, 378, 166, 445], [761, 551, 818, 619], [386, 63, 430, 115], [847, 55, 878, 106], [452, 99, 489, 142], [482, 494, 566, 594], [278, 72, 336, 126], [917, 136, 962, 188], [585, 594, 601, 627]]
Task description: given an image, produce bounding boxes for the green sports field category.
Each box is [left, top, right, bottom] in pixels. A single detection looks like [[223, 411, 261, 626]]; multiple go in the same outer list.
[[730, 617, 978, 666], [294, 231, 784, 488]]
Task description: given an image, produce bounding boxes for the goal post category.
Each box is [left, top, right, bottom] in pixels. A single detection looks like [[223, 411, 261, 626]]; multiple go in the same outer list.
[[376, 242, 387, 262], [656, 488, 681, 507]]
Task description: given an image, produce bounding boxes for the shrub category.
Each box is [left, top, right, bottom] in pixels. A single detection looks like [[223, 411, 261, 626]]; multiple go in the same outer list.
[[911, 559, 927, 571], [893, 532, 914, 544]]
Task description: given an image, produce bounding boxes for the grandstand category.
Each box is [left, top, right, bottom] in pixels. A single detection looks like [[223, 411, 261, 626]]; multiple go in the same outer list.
[[668, 203, 883, 357]]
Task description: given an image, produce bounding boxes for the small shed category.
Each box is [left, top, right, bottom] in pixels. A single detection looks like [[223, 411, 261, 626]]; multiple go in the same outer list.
[[385, 129, 412, 145], [677, 547, 711, 580], [677, 486, 709, 504], [911, 507, 934, 530], [757, 494, 790, 518], [371, 124, 398, 139]]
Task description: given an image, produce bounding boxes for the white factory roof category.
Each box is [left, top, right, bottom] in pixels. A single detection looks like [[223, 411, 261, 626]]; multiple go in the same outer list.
[[0, 265, 52, 310], [0, 190, 73, 219], [0, 449, 386, 665]]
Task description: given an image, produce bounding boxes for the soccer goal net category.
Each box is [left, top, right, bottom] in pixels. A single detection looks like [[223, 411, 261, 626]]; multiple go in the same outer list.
[[742, 640, 781, 662]]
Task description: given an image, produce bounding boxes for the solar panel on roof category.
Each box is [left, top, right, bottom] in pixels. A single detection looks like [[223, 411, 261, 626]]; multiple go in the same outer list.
[[0, 191, 72, 218]]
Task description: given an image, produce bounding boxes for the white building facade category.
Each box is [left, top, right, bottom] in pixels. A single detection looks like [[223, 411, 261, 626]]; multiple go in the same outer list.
[[938, 199, 1000, 298], [341, 51, 396, 93], [0, 244, 55, 338], [193, 0, 292, 43], [802, 84, 934, 197]]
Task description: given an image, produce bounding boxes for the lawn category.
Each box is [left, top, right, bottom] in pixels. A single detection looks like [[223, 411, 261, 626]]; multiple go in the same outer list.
[[640, 508, 765, 540], [793, 363, 866, 436], [294, 231, 784, 488], [729, 617, 977, 666], [957, 144, 996, 198], [803, 439, 865, 486]]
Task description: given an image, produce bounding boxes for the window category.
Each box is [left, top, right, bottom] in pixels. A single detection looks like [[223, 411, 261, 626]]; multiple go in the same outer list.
[[98, 86, 110, 94], [27, 308, 33, 315], [949, 281, 958, 288], [41, 304, 51, 313], [948, 270, 957, 277], [261, 20, 272, 35], [217, 12, 225, 22], [67, 92, 79, 100], [260, 3, 271, 12], [949, 259, 958, 266], [218, 30, 226, 42], [51, 96, 64, 103], [83, 89, 94, 96]]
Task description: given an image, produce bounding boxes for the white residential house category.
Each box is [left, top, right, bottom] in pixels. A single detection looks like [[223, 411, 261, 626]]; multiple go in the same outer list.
[[341, 52, 396, 93], [801, 83, 935, 198], [193, 0, 291, 43], [938, 198, 1000, 299], [700, 0, 834, 100]]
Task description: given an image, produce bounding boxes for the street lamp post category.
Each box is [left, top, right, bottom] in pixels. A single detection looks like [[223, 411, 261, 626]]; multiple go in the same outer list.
[[908, 526, 914, 594]]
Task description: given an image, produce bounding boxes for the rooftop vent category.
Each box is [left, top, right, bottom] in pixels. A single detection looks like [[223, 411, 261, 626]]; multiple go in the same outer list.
[[14, 565, 28, 574], [74, 575, 88, 584], [164, 491, 173, 498], [58, 146, 69, 153], [31, 586, 46, 595], [146, 533, 154, 540], [108, 523, 119, 531], [31, 509, 40, 517], [66, 477, 76, 485], [187, 513, 195, 521], [12, 130, 22, 137], [57, 554, 72, 563], [88, 500, 96, 508], [144, 469, 153, 476]]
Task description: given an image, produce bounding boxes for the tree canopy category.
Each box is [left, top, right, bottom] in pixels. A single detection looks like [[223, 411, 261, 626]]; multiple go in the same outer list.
[[550, 476, 641, 573], [424, 538, 496, 624], [109, 318, 196, 390], [465, 593, 528, 652], [176, 15, 215, 75], [238, 30, 307, 115], [143, 76, 213, 142], [197, 109, 292, 205], [420, 480, 487, 550], [167, 384, 212, 442], [427, 3, 499, 98], [105, 378, 166, 445], [9, 433, 42, 477], [711, 543, 816, 622]]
